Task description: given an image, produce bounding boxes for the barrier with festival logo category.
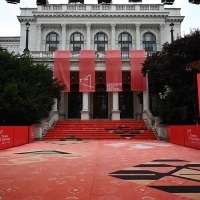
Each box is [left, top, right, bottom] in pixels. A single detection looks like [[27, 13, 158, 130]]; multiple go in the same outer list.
[[0, 126, 35, 150], [168, 125, 200, 150]]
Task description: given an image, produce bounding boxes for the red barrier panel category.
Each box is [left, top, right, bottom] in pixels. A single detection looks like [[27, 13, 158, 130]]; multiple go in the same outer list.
[[0, 126, 14, 150], [184, 126, 200, 150], [28, 126, 35, 143], [13, 126, 29, 147], [167, 126, 185, 146]]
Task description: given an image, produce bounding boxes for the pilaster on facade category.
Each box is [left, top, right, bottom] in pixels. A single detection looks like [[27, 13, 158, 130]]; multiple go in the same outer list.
[[111, 24, 116, 50], [159, 24, 165, 50], [86, 24, 91, 50], [135, 24, 141, 50], [36, 24, 42, 51], [61, 24, 67, 50]]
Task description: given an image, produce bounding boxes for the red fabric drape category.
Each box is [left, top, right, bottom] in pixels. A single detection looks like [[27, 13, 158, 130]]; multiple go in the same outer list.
[[79, 50, 95, 92], [197, 74, 200, 122], [106, 50, 122, 92], [130, 50, 147, 91], [54, 50, 70, 92]]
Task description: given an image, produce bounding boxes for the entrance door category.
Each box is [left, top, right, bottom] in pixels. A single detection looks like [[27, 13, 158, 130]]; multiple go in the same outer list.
[[93, 93, 108, 118], [119, 92, 133, 118], [68, 92, 82, 119]]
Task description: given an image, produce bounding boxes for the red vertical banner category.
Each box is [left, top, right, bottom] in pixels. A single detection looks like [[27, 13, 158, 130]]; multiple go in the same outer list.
[[79, 50, 95, 92], [197, 74, 200, 123], [54, 50, 70, 92], [106, 50, 122, 92], [130, 50, 147, 91]]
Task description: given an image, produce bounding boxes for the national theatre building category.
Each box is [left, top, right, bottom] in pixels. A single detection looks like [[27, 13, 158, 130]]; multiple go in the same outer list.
[[0, 1, 184, 121]]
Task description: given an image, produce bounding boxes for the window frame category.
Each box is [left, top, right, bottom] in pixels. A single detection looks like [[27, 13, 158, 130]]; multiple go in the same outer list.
[[45, 32, 59, 51]]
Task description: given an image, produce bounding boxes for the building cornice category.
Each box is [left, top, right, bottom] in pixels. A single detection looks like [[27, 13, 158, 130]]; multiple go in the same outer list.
[[0, 37, 20, 42], [32, 12, 169, 19], [166, 16, 185, 23], [17, 16, 35, 23]]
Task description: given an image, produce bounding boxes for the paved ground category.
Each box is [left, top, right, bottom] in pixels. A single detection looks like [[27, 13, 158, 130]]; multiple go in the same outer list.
[[0, 139, 200, 200]]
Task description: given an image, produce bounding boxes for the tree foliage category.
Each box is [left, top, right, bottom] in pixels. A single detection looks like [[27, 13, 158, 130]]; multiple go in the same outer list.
[[142, 30, 200, 124], [0, 48, 65, 125]]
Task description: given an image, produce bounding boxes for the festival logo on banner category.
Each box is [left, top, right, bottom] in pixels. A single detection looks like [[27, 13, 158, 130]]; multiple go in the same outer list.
[[187, 129, 200, 145], [107, 83, 122, 91], [0, 130, 11, 145], [80, 74, 94, 90]]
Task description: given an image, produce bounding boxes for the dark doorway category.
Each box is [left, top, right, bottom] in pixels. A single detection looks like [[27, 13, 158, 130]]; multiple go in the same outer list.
[[93, 84, 108, 119], [119, 84, 133, 118], [68, 84, 82, 119]]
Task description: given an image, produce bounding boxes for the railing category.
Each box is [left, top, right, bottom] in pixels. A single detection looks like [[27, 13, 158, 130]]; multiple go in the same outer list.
[[30, 51, 131, 60], [40, 4, 162, 12], [30, 51, 53, 59], [32, 110, 59, 140]]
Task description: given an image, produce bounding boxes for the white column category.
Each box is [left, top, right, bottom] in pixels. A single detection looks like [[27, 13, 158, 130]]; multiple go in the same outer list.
[[52, 99, 58, 111], [86, 24, 91, 50], [81, 92, 90, 119], [112, 92, 119, 110], [143, 73, 149, 111], [59, 93, 66, 119], [135, 24, 141, 50], [111, 24, 116, 50], [36, 24, 41, 51], [112, 92, 120, 120], [61, 24, 66, 50], [159, 24, 165, 50]]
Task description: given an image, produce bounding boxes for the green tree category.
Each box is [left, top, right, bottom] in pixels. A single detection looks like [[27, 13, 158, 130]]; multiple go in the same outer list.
[[0, 48, 65, 125], [142, 30, 200, 124]]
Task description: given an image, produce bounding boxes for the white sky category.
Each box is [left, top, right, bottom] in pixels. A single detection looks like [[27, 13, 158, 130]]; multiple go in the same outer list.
[[0, 0, 199, 37]]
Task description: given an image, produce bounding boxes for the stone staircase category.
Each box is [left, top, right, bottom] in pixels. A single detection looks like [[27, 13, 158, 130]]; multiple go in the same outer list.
[[42, 120, 157, 141]]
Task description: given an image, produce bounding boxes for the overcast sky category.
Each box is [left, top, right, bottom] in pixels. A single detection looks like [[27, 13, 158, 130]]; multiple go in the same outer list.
[[0, 0, 199, 37]]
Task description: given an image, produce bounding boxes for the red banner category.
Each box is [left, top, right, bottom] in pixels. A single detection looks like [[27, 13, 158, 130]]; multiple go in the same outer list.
[[167, 126, 185, 146], [130, 50, 147, 91], [197, 74, 200, 123], [54, 50, 70, 92], [167, 125, 200, 150], [14, 126, 29, 147], [184, 125, 200, 150], [79, 50, 95, 92], [0, 126, 14, 150], [106, 50, 122, 92]]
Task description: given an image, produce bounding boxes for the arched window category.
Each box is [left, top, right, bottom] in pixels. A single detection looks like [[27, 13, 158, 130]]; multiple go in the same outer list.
[[142, 32, 157, 51], [118, 32, 132, 51], [94, 32, 108, 51], [70, 32, 84, 51], [46, 32, 59, 51]]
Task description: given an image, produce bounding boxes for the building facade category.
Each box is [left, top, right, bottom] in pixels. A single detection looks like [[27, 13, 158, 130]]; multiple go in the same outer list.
[[0, 3, 184, 120]]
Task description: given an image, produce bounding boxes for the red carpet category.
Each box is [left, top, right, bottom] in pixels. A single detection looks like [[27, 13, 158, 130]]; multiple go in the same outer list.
[[0, 140, 200, 199], [43, 120, 157, 141]]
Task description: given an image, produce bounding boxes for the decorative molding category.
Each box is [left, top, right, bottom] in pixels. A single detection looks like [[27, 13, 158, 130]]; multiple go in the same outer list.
[[0, 37, 20, 42], [32, 12, 170, 19]]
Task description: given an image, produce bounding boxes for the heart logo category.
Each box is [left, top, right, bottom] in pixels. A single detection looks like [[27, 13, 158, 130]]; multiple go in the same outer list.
[[80, 74, 94, 90]]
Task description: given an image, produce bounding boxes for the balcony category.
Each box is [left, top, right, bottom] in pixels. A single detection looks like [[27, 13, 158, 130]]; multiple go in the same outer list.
[[30, 51, 131, 60]]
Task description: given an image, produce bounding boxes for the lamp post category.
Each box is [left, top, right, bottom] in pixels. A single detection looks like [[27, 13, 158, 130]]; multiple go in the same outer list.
[[24, 22, 30, 53], [169, 22, 174, 43]]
